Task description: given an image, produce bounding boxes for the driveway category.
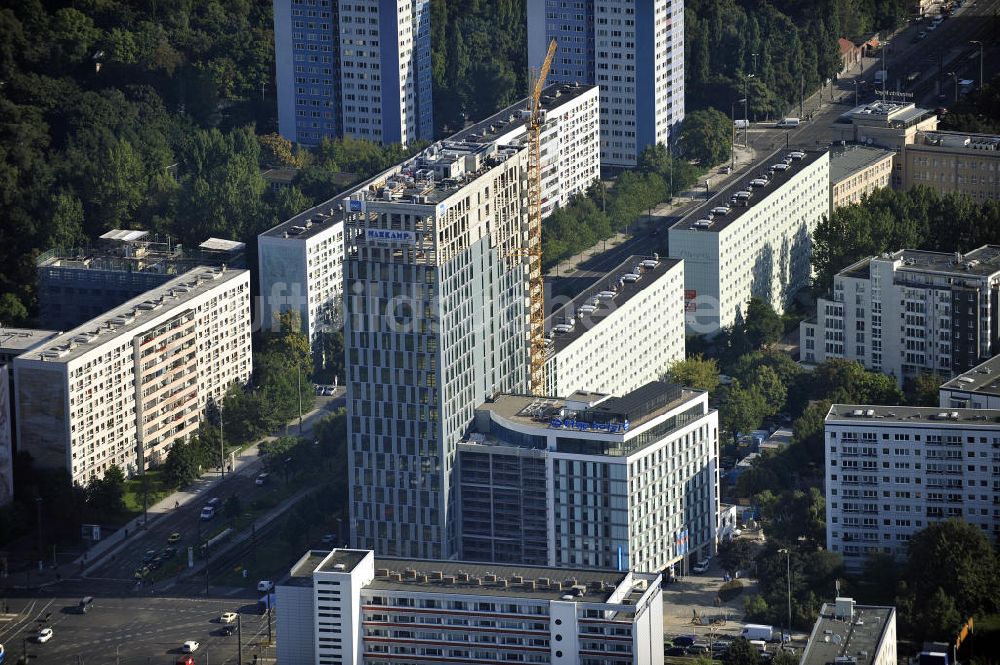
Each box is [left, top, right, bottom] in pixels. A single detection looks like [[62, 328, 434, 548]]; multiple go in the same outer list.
[[661, 559, 755, 643]]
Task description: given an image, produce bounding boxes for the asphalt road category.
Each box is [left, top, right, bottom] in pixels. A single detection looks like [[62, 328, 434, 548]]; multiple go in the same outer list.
[[0, 593, 272, 665], [87, 393, 345, 585]]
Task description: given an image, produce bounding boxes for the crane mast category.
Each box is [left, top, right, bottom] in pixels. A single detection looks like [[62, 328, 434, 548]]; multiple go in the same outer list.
[[526, 38, 557, 396]]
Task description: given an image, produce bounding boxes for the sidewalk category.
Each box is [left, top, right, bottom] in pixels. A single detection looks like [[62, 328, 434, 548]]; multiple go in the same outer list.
[[544, 143, 758, 278], [76, 396, 343, 579]]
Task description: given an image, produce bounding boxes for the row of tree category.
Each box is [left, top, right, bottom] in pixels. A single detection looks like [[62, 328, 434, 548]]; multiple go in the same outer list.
[[812, 186, 1000, 295], [541, 144, 701, 270], [685, 0, 913, 119]]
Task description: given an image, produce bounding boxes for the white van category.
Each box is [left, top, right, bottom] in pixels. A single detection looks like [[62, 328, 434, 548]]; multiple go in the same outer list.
[[200, 505, 216, 521], [734, 119, 750, 129], [776, 117, 800, 128]]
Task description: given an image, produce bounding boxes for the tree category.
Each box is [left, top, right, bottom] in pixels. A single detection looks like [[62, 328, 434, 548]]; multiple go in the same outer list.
[[725, 636, 762, 665], [901, 519, 1000, 640], [743, 297, 783, 349], [680, 108, 733, 167], [0, 293, 29, 325], [755, 365, 787, 416], [720, 382, 768, 442], [771, 650, 799, 665], [85, 464, 126, 518], [665, 354, 720, 394], [718, 538, 757, 575], [906, 372, 947, 406], [163, 441, 201, 488]]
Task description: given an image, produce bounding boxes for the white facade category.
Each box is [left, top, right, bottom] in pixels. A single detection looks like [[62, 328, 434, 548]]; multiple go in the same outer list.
[[277, 548, 665, 665], [447, 83, 600, 217], [544, 256, 684, 397], [528, 0, 685, 168], [801, 246, 1000, 383], [670, 150, 830, 334], [13, 268, 251, 485], [459, 382, 720, 575], [258, 204, 345, 344], [825, 404, 1000, 571], [939, 354, 1000, 409], [275, 0, 433, 146]]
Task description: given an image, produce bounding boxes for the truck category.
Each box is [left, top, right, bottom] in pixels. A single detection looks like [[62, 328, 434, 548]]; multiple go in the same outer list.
[[874, 69, 888, 85], [741, 624, 775, 641]]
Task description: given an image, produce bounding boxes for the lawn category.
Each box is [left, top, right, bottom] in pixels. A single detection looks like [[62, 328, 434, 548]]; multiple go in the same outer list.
[[122, 469, 172, 516]]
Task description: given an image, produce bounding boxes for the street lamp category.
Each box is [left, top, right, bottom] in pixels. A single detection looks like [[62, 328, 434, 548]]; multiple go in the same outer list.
[[969, 41, 983, 92], [730, 99, 746, 170], [777, 548, 792, 644], [744, 75, 754, 142], [947, 71, 959, 103]]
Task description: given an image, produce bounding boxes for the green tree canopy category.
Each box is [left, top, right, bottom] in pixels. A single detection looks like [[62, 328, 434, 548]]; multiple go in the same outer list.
[[666, 354, 721, 394], [680, 108, 733, 166]]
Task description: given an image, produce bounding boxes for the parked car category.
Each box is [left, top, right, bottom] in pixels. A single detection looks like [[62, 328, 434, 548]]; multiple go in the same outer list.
[[36, 627, 53, 643], [692, 559, 711, 574], [168, 532, 182, 543], [255, 473, 270, 487], [688, 643, 711, 654], [142, 549, 158, 563], [220, 612, 238, 624], [672, 635, 696, 647], [257, 580, 274, 593], [182, 640, 200, 653], [665, 646, 687, 656]]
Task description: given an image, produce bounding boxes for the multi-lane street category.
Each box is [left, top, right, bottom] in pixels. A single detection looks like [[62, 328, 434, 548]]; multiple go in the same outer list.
[[0, 594, 273, 665]]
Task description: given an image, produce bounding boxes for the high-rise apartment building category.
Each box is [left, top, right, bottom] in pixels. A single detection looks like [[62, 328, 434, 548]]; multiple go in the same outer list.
[[450, 83, 601, 218], [274, 0, 433, 147], [543, 255, 685, 397], [902, 130, 1000, 203], [277, 548, 664, 665], [457, 381, 719, 574], [669, 149, 830, 335], [939, 353, 1000, 409], [258, 203, 346, 342], [801, 246, 1000, 383], [13, 268, 251, 485], [528, 0, 685, 168], [824, 404, 1000, 571], [258, 84, 600, 352], [343, 141, 531, 559]]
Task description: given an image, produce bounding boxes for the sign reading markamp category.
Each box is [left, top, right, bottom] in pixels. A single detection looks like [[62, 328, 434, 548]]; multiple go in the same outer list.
[[365, 229, 416, 244]]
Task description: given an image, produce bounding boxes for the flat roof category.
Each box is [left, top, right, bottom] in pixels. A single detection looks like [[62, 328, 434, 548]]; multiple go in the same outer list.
[[260, 193, 349, 241], [449, 83, 597, 144], [826, 404, 1000, 425], [17, 267, 247, 364], [99, 229, 149, 242], [915, 130, 1000, 149], [829, 145, 895, 184], [844, 100, 932, 125], [285, 550, 333, 587], [0, 328, 59, 355], [199, 238, 245, 253], [481, 381, 698, 433], [369, 557, 629, 602], [838, 246, 1000, 280], [802, 603, 894, 665], [940, 353, 1000, 396], [670, 149, 827, 234], [545, 255, 681, 354]]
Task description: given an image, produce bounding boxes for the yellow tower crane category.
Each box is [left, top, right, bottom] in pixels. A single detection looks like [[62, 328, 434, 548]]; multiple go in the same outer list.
[[526, 38, 557, 396]]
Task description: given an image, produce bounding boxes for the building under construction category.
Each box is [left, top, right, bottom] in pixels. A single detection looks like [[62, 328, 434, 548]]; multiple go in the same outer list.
[[37, 230, 245, 330]]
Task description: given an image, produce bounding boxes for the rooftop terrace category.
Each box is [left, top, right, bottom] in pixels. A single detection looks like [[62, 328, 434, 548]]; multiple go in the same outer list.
[[479, 381, 699, 435], [670, 148, 826, 234]]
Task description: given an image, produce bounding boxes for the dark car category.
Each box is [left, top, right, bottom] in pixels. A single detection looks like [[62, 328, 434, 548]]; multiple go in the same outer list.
[[221, 624, 236, 636], [688, 643, 711, 654], [665, 646, 687, 656], [162, 546, 178, 559], [672, 635, 697, 647], [142, 549, 157, 563]]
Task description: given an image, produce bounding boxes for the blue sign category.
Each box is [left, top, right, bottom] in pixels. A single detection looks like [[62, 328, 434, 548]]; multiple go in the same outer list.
[[365, 229, 416, 244], [548, 417, 629, 433], [347, 199, 365, 213], [617, 545, 624, 572]]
